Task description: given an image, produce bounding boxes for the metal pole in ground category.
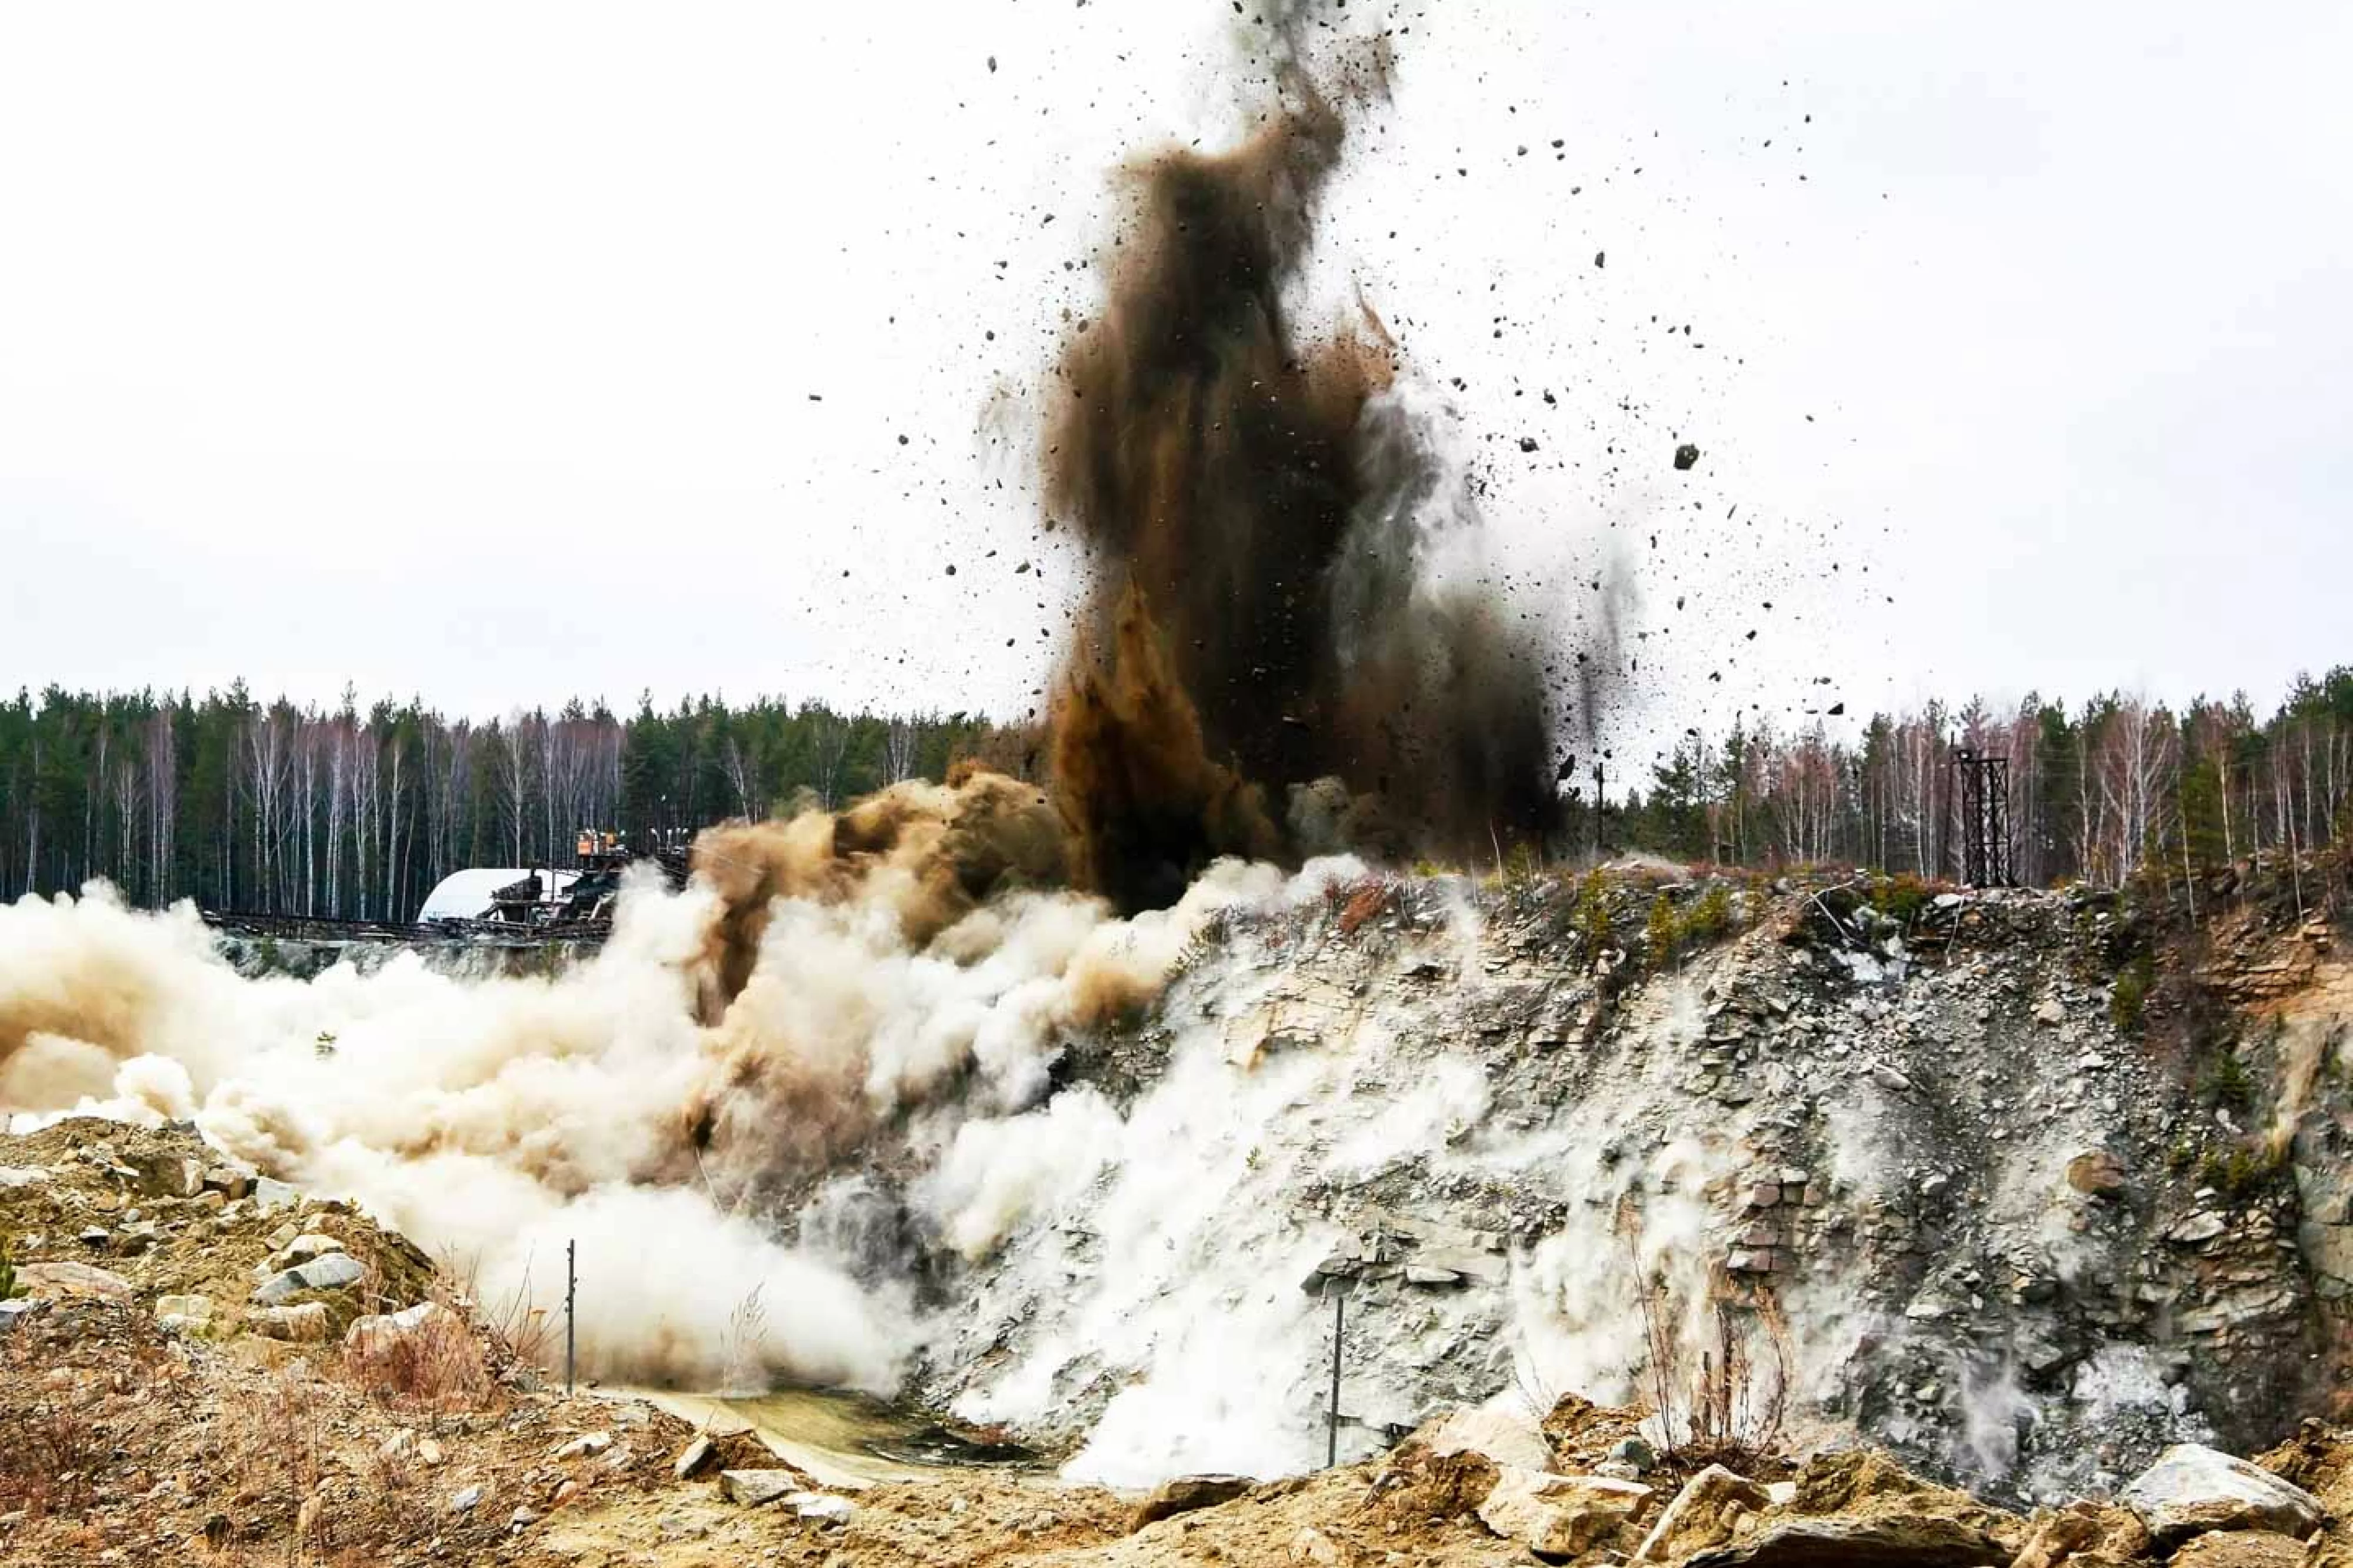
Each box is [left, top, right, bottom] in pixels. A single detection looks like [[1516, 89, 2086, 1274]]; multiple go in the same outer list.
[[565, 1239, 576, 1396], [1327, 1286, 1345, 1467]]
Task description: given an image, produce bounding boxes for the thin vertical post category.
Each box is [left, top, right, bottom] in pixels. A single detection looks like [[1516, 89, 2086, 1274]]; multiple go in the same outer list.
[[565, 1239, 576, 1396], [1327, 1287, 1344, 1467]]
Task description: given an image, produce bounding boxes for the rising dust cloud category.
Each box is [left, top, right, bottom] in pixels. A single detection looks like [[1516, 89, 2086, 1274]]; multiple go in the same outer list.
[[1047, 9, 1569, 910]]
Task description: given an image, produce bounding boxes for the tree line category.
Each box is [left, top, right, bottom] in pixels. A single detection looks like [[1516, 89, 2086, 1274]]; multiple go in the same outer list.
[[4, 670, 2349, 919], [0, 685, 1019, 919], [1605, 669, 2353, 889]]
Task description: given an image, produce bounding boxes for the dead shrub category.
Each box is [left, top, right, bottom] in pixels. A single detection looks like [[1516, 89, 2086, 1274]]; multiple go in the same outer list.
[[354, 1440, 434, 1543], [0, 1396, 101, 1519], [435, 1248, 558, 1381], [223, 1368, 331, 1524], [1629, 1229, 1794, 1475], [343, 1299, 491, 1411], [721, 1283, 770, 1394]]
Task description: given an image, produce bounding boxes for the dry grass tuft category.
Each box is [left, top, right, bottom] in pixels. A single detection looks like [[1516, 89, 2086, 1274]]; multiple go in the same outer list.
[[0, 1393, 101, 1519], [343, 1296, 492, 1411]]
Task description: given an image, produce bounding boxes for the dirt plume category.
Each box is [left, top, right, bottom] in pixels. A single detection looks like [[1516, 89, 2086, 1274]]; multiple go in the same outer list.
[[1045, 10, 1560, 910], [691, 769, 1067, 1010]]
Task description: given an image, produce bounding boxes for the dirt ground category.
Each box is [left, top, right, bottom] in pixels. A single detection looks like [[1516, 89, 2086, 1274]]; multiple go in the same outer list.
[[12, 1119, 2353, 1568]]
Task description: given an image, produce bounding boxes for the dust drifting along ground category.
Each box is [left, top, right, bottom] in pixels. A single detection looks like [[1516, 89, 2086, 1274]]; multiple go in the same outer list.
[[1045, 6, 1564, 911]]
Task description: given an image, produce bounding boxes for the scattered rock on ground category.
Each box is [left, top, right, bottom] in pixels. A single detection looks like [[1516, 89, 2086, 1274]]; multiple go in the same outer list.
[[1637, 1464, 1774, 1562], [251, 1300, 331, 1341], [1478, 1467, 1654, 1560], [1685, 1514, 2009, 1568], [721, 1469, 804, 1509], [15, 1259, 134, 1300], [344, 1298, 459, 1353], [1130, 1473, 1254, 1530], [154, 1292, 214, 1332], [788, 1492, 855, 1524], [2122, 1444, 2324, 1545], [1424, 1403, 1557, 1473]]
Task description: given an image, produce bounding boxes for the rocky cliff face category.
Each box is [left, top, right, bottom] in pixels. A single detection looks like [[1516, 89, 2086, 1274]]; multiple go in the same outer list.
[[900, 869, 2348, 1501]]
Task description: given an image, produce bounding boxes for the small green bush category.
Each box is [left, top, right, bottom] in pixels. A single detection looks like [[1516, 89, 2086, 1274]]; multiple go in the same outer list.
[[0, 1232, 15, 1300], [1685, 883, 1735, 945], [1645, 895, 1678, 970], [1870, 874, 1932, 926], [2198, 1141, 2284, 1196], [1572, 870, 1614, 962], [2199, 1051, 2255, 1111]]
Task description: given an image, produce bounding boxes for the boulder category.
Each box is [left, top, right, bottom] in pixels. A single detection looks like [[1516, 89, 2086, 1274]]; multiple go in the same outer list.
[[550, 1432, 612, 1460], [0, 1165, 48, 1187], [1478, 1467, 1654, 1562], [271, 1232, 346, 1268], [1685, 1516, 2007, 1568], [251, 1301, 332, 1342], [253, 1250, 368, 1304], [788, 1492, 855, 1524], [344, 1300, 461, 1355], [2067, 1152, 2129, 1196], [1635, 1464, 1774, 1562], [1424, 1404, 1557, 1473], [136, 1152, 205, 1199], [674, 1434, 719, 1480], [0, 1299, 40, 1335], [155, 1293, 215, 1333], [1611, 1436, 1659, 1472], [253, 1177, 300, 1213], [2167, 1213, 2228, 1246], [14, 1260, 134, 1300], [2121, 1444, 2322, 1546], [720, 1469, 801, 1508], [1130, 1474, 1254, 1530]]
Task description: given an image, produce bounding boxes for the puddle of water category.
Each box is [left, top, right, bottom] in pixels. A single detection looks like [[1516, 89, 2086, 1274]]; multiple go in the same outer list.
[[616, 1385, 1044, 1493]]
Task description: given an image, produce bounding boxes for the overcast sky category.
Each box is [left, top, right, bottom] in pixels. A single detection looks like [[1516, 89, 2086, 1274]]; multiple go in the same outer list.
[[2, 1, 2346, 752]]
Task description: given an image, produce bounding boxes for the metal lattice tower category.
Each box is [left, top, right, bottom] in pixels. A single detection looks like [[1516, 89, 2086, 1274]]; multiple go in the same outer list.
[[1949, 747, 2015, 888]]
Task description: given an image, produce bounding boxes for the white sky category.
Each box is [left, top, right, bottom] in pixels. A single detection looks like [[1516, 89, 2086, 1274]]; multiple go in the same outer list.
[[2, 1, 2347, 753]]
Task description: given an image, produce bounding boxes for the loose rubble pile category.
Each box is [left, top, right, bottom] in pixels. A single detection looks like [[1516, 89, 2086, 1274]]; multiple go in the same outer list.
[[3, 865, 2348, 1565], [0, 1116, 437, 1349], [916, 866, 2348, 1500]]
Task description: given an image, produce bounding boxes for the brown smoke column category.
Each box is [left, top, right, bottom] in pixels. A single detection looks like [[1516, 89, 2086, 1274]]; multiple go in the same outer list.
[[1046, 10, 1561, 911]]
